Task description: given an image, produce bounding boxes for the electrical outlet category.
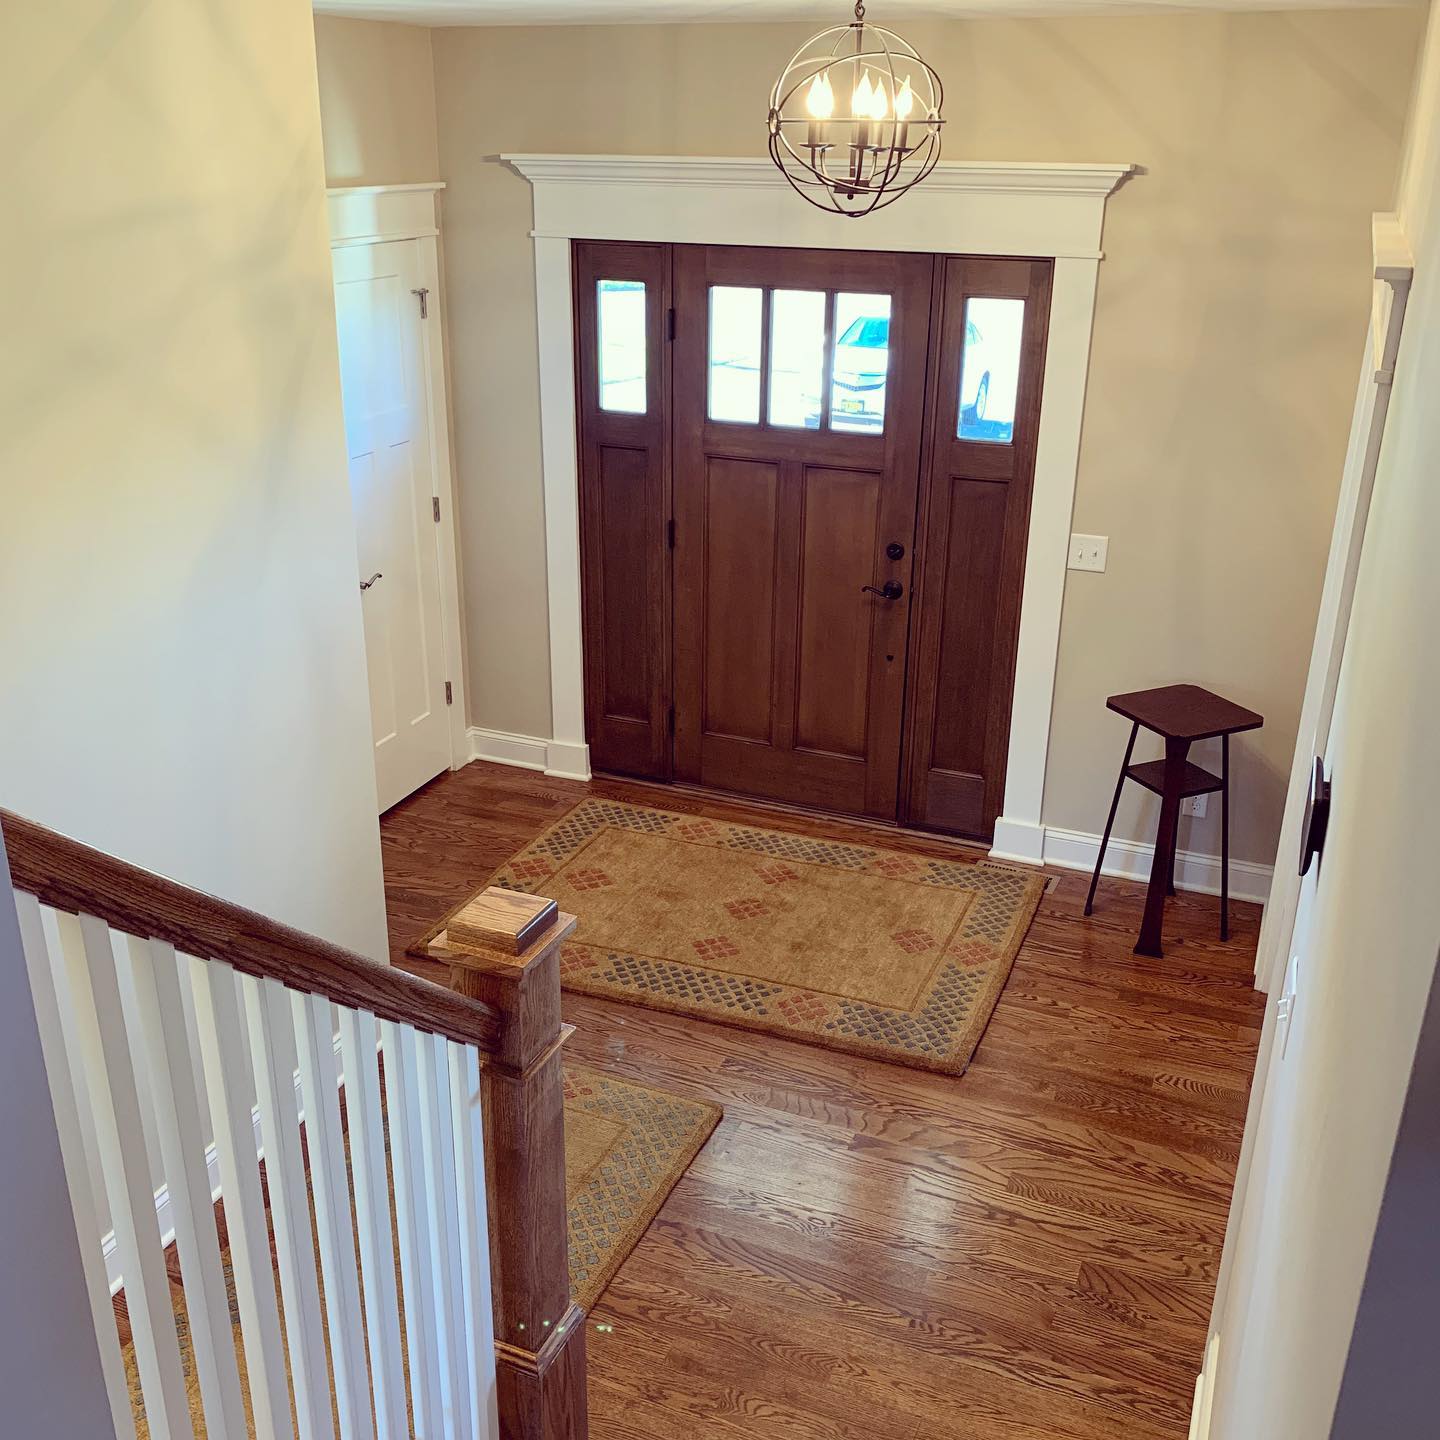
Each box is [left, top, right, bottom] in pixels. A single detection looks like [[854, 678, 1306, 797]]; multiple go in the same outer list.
[[1068, 534, 1109, 572], [1182, 794, 1208, 819]]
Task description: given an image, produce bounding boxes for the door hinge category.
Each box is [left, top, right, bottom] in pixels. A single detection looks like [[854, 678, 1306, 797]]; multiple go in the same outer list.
[[412, 287, 430, 320], [667, 704, 676, 735], [432, 495, 441, 523], [666, 307, 676, 342], [445, 680, 453, 706], [667, 518, 676, 549]]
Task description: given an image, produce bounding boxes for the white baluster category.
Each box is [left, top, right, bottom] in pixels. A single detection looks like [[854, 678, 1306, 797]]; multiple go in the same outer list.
[[293, 991, 375, 1440], [15, 895, 132, 1438], [337, 1008, 408, 1440], [244, 974, 335, 1440], [450, 1042, 499, 1440], [381, 1019, 444, 1436], [64, 911, 195, 1440], [418, 1029, 467, 1434], [189, 959, 295, 1440], [126, 936, 248, 1440]]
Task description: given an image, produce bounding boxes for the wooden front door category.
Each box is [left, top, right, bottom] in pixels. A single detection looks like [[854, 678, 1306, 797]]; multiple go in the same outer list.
[[670, 245, 934, 819]]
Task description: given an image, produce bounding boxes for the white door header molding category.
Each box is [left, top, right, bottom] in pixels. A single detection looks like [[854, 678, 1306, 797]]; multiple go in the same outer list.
[[503, 154, 1135, 258], [511, 152, 1139, 832], [327, 182, 446, 249]]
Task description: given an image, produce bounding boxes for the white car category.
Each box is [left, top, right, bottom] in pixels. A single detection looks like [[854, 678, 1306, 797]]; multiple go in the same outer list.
[[816, 314, 992, 430]]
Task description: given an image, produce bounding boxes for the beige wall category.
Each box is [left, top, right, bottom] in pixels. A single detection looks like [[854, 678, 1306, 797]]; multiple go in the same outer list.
[[314, 16, 439, 186], [429, 10, 1418, 867], [318, 10, 1419, 868], [0, 0, 388, 959]]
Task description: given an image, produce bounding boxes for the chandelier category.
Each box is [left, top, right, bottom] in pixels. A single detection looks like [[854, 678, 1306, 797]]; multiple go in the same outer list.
[[767, 1, 944, 218]]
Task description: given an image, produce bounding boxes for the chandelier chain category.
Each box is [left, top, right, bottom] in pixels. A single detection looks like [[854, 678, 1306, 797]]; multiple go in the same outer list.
[[853, 1, 865, 21]]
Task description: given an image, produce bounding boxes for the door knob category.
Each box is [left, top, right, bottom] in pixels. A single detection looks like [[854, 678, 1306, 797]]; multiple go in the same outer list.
[[360, 572, 383, 591], [862, 581, 904, 601]]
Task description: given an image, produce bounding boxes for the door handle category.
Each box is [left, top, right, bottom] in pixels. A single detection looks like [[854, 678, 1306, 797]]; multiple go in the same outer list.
[[360, 572, 383, 591], [861, 581, 904, 601]]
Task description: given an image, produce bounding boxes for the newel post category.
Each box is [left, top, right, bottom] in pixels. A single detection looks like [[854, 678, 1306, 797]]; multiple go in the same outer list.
[[442, 888, 588, 1440]]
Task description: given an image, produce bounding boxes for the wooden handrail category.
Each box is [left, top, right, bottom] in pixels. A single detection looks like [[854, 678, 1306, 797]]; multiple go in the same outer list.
[[0, 808, 503, 1054]]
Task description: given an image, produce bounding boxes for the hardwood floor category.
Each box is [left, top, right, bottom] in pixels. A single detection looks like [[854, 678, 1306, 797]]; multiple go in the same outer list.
[[382, 762, 1265, 1440]]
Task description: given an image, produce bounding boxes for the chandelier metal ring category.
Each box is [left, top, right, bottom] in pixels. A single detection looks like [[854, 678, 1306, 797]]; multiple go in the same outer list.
[[767, 1, 945, 217]]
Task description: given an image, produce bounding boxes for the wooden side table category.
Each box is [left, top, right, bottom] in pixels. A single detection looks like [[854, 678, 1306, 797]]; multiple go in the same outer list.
[[1085, 684, 1263, 957]]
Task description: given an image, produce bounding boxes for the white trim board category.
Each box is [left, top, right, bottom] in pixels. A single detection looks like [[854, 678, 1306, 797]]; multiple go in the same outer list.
[[468, 726, 591, 781], [506, 153, 1136, 826]]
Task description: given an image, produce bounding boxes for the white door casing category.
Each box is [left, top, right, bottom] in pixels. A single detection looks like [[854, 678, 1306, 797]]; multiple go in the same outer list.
[[328, 185, 468, 813], [506, 154, 1134, 838]]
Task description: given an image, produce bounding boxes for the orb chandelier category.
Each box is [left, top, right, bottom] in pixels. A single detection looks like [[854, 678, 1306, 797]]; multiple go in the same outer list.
[[767, 0, 944, 218]]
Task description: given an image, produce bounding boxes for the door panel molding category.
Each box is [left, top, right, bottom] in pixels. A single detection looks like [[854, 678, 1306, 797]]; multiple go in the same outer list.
[[517, 155, 1133, 842]]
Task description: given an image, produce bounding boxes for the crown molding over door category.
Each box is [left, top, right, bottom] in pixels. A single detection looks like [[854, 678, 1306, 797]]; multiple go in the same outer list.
[[507, 153, 1135, 857]]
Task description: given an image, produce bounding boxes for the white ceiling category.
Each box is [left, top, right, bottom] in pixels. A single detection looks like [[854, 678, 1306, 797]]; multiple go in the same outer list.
[[313, 0, 1411, 27]]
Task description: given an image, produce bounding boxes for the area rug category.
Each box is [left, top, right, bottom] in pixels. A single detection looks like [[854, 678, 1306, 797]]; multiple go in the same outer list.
[[420, 797, 1045, 1078], [120, 1063, 718, 1435]]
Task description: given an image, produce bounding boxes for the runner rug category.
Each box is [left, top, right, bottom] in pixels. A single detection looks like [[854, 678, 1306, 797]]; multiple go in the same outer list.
[[120, 1063, 718, 1435]]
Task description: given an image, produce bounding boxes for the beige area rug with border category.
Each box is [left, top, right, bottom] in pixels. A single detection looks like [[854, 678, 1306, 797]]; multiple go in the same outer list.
[[421, 797, 1045, 1079], [121, 1063, 719, 1435]]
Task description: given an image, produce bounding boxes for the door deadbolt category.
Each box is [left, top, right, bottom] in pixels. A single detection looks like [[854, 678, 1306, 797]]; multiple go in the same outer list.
[[886, 542, 905, 560]]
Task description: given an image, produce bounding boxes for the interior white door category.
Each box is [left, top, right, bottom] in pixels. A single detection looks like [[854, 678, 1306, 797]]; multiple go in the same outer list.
[[332, 240, 451, 813]]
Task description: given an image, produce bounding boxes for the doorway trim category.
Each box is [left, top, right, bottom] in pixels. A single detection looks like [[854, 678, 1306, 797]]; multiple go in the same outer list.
[[326, 182, 471, 780], [507, 154, 1135, 845]]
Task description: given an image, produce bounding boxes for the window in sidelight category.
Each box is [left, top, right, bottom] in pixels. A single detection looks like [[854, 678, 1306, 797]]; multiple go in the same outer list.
[[597, 278, 647, 413], [957, 297, 1025, 443]]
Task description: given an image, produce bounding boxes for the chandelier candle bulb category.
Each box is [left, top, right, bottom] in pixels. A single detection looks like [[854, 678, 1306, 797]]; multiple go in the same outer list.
[[852, 70, 873, 156], [895, 73, 914, 150], [805, 70, 834, 150]]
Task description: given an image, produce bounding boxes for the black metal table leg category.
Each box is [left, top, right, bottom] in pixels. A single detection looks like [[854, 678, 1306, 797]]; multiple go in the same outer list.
[[1221, 733, 1230, 941], [1086, 721, 1139, 917]]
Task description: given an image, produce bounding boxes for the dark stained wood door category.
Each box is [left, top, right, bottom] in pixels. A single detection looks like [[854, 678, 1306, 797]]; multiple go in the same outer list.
[[573, 241, 672, 779], [902, 256, 1053, 839], [671, 245, 934, 819]]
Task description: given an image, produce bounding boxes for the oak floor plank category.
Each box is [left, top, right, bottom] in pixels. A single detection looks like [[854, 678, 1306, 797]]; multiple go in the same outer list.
[[380, 761, 1266, 1439]]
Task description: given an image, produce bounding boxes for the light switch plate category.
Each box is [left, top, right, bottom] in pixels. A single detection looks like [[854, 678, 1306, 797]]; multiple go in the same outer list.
[[1068, 533, 1109, 572]]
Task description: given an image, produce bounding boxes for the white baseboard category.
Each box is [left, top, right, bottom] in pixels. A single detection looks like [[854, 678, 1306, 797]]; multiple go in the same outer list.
[[992, 816, 1272, 906], [1042, 825, 1273, 905], [467, 727, 591, 781], [464, 745, 1272, 903]]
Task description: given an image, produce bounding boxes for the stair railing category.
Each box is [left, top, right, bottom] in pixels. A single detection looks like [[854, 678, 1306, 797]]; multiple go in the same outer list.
[[1, 808, 586, 1440]]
